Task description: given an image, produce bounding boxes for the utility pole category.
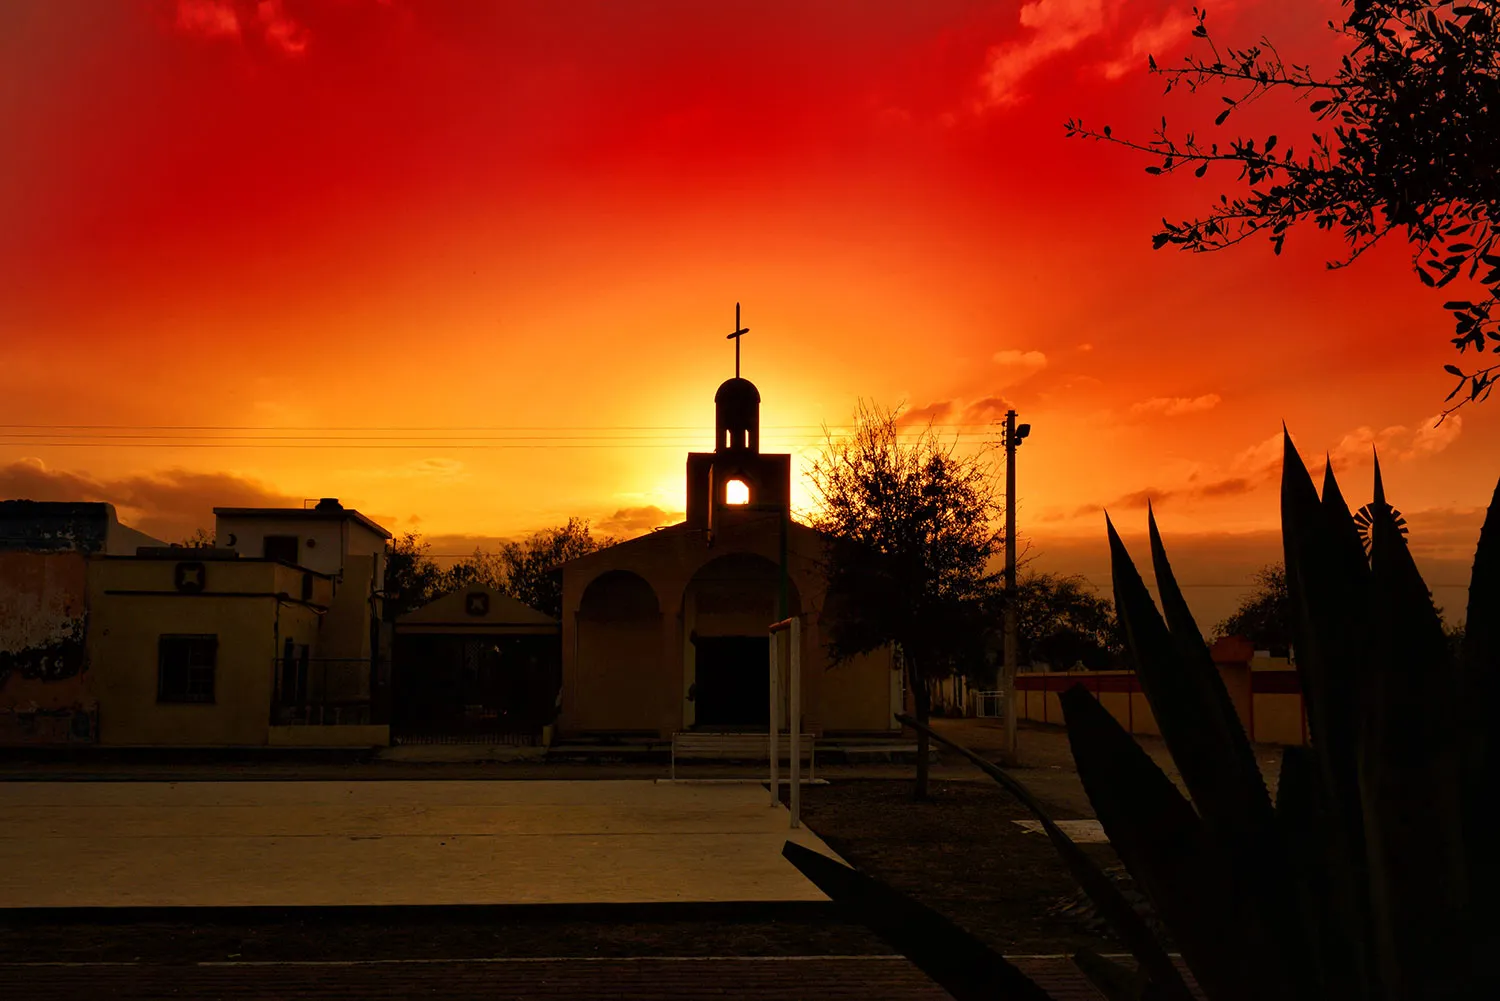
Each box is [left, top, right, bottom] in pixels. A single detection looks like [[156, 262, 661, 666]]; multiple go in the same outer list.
[[1001, 410, 1030, 765]]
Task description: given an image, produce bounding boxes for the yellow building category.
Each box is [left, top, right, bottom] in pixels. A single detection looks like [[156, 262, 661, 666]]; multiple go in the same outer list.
[[87, 552, 352, 746], [558, 372, 901, 739], [19, 498, 393, 747]]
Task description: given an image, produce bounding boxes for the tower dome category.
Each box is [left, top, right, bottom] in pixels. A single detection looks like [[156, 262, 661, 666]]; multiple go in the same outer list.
[[715, 377, 760, 453]]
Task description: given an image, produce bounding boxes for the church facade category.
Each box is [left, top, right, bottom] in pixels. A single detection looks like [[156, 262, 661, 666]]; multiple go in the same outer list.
[[557, 372, 901, 738]]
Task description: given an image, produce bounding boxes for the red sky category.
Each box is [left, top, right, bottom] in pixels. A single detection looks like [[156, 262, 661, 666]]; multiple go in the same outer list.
[[2, 0, 1493, 626]]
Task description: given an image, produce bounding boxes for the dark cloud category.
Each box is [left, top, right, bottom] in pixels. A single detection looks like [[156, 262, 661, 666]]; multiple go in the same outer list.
[[596, 505, 682, 538], [1198, 476, 1256, 498], [896, 401, 954, 426], [959, 396, 1015, 424], [894, 396, 1014, 430], [1079, 474, 1267, 518], [0, 460, 298, 541]]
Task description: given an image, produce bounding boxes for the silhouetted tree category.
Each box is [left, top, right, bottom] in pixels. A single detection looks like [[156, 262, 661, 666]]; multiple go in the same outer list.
[[1067, 2, 1500, 414], [383, 532, 446, 620], [493, 518, 613, 619], [808, 401, 1001, 800], [440, 548, 507, 595], [394, 520, 614, 621], [1007, 572, 1126, 671], [177, 528, 215, 548], [1214, 562, 1292, 657]]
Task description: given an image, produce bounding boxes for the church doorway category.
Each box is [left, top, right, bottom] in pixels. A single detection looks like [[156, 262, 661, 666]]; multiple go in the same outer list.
[[693, 635, 770, 729]]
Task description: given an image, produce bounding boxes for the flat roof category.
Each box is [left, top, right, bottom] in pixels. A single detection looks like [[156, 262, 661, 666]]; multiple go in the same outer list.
[[213, 507, 392, 540]]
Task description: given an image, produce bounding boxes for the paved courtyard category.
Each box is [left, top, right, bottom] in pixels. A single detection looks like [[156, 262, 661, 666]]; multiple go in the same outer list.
[[0, 780, 842, 908]]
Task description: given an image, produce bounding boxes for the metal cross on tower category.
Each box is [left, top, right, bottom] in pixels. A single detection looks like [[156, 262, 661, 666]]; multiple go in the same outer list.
[[726, 302, 749, 378]]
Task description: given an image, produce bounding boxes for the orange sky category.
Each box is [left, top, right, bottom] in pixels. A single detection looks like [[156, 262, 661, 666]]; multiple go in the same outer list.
[[2, 1, 1493, 626]]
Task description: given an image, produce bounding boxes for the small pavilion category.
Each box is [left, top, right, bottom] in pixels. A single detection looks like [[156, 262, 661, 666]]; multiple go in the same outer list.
[[392, 585, 561, 742]]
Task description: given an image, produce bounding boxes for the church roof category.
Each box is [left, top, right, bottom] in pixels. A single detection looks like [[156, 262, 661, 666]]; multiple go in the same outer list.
[[559, 518, 825, 576], [395, 584, 558, 631]]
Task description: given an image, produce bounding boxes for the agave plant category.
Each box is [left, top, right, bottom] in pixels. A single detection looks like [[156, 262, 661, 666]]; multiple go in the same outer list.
[[783, 430, 1498, 1000]]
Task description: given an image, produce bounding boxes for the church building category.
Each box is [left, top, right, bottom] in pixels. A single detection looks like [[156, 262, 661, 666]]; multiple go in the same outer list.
[[557, 324, 901, 739]]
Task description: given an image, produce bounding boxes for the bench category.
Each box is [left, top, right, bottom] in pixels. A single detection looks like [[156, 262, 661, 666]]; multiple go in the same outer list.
[[670, 731, 816, 781]]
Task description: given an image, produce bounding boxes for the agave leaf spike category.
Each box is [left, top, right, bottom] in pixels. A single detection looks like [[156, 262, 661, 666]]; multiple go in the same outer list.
[[780, 842, 1055, 1001], [1072, 948, 1174, 1001], [1061, 686, 1259, 1001], [1362, 450, 1468, 999], [1459, 476, 1500, 972], [897, 712, 1196, 1001], [1144, 505, 1274, 830]]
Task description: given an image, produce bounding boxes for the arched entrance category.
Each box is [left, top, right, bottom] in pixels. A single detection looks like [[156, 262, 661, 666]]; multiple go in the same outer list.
[[683, 553, 800, 730], [573, 569, 662, 732]]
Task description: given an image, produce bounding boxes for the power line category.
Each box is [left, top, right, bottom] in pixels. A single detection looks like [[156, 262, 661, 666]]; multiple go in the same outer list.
[[0, 442, 890, 450], [0, 423, 1007, 432], [1066, 578, 1470, 589]]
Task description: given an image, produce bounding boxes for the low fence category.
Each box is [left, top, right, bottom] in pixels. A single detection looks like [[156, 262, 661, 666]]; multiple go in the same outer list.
[[1015, 642, 1308, 747], [271, 657, 375, 726]]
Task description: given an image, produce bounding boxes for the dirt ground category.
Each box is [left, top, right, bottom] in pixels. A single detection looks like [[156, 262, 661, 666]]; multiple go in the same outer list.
[[779, 777, 1125, 955]]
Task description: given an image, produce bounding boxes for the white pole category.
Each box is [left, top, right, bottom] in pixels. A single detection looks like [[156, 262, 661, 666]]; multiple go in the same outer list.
[[789, 616, 802, 829], [768, 627, 780, 806]]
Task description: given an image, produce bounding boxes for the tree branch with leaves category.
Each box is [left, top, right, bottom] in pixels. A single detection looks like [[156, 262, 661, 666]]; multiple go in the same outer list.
[[1066, 1, 1500, 416]]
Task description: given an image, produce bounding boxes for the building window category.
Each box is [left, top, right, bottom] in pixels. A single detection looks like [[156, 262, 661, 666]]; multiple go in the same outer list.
[[158, 635, 217, 704], [264, 535, 299, 564], [725, 478, 750, 505]]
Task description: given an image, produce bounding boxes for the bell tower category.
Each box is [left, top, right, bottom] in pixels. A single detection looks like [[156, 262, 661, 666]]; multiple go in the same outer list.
[[684, 304, 791, 531], [715, 377, 760, 453]]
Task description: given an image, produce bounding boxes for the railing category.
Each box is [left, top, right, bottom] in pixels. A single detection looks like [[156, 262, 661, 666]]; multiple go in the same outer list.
[[271, 657, 377, 726], [973, 691, 1006, 718]]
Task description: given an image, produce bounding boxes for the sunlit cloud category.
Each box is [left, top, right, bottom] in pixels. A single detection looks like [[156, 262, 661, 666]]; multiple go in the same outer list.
[[1131, 393, 1222, 417], [992, 349, 1048, 384], [1328, 415, 1461, 469], [170, 0, 379, 56], [1068, 412, 1466, 521], [1405, 414, 1462, 459], [258, 0, 311, 56], [174, 0, 240, 40], [1101, 8, 1195, 79], [981, 0, 1106, 107]]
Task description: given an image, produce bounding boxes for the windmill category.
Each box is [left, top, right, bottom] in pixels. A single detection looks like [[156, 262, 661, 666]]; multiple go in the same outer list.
[[1353, 501, 1409, 555]]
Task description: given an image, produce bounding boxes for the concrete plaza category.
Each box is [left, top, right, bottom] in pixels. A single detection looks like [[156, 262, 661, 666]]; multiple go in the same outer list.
[[0, 780, 843, 908]]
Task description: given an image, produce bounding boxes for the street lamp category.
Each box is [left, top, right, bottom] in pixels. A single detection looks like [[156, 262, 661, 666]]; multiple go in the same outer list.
[[1001, 410, 1030, 765]]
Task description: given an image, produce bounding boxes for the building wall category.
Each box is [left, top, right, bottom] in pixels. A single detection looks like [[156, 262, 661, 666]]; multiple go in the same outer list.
[[88, 559, 327, 746], [559, 523, 898, 737], [215, 515, 387, 593], [322, 553, 378, 667], [1014, 662, 1306, 746], [570, 611, 670, 732], [0, 551, 94, 744], [0, 502, 160, 745]]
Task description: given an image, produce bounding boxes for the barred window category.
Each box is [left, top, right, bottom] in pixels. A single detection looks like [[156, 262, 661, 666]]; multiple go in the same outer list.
[[158, 635, 217, 704]]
